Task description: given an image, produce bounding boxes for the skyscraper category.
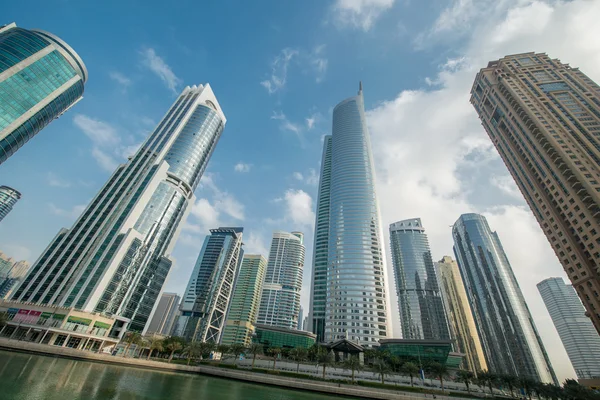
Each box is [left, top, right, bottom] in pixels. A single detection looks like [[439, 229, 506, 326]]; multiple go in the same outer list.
[[221, 254, 267, 346], [436, 255, 487, 375], [308, 84, 390, 346], [257, 231, 305, 330], [297, 306, 303, 330], [0, 186, 21, 222], [12, 84, 226, 333], [453, 213, 557, 383], [308, 134, 332, 342], [537, 277, 600, 379], [0, 251, 29, 299], [178, 227, 243, 343], [389, 218, 450, 341], [0, 23, 87, 164], [471, 52, 600, 334], [146, 292, 180, 336]]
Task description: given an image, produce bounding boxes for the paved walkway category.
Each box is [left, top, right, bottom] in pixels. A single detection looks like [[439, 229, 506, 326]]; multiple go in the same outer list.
[[0, 338, 474, 400]]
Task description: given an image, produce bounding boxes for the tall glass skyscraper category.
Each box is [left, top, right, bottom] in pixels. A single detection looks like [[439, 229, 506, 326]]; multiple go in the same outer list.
[[308, 84, 390, 346], [257, 231, 305, 330], [308, 134, 331, 342], [389, 218, 449, 341], [537, 277, 600, 379], [453, 213, 557, 383], [221, 254, 267, 346], [0, 186, 21, 222], [0, 23, 87, 164], [12, 84, 226, 333], [146, 292, 180, 336], [178, 227, 244, 343]]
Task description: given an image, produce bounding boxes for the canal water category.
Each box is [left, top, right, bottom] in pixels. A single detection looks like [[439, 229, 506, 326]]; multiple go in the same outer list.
[[0, 350, 353, 400]]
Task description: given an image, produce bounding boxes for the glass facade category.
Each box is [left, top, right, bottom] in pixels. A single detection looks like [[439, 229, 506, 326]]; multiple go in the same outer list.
[[379, 339, 453, 366], [221, 255, 267, 346], [12, 85, 226, 333], [253, 324, 316, 350], [389, 218, 450, 341], [257, 231, 305, 330], [308, 135, 331, 342], [0, 185, 21, 223], [537, 277, 600, 379], [322, 85, 389, 346], [0, 23, 86, 164], [452, 213, 557, 383], [178, 227, 244, 343]]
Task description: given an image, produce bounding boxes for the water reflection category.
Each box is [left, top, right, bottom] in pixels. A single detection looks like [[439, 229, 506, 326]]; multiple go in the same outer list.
[[0, 350, 349, 400]]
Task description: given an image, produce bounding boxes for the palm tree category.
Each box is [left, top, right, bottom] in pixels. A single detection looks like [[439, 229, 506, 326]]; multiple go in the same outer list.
[[426, 362, 448, 392], [121, 331, 142, 358], [477, 370, 497, 396], [0, 312, 8, 329], [519, 376, 536, 400], [289, 348, 309, 373], [456, 370, 474, 394], [501, 374, 519, 398], [229, 343, 245, 364], [217, 344, 230, 362], [164, 337, 183, 363], [401, 362, 419, 387], [267, 347, 281, 370], [363, 349, 378, 365], [146, 337, 164, 360], [247, 343, 263, 369], [316, 348, 335, 379], [372, 359, 391, 385], [341, 356, 362, 384], [182, 341, 202, 365]]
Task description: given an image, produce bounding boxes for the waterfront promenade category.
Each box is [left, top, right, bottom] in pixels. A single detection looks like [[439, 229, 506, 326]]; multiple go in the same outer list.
[[0, 338, 471, 400]]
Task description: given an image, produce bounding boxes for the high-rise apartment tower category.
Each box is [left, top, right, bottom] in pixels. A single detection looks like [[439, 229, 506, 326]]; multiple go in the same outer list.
[[0, 23, 87, 164], [471, 52, 600, 333], [257, 231, 305, 330], [453, 213, 557, 383], [436, 255, 487, 375], [0, 186, 21, 223], [537, 277, 600, 379], [308, 83, 390, 346], [178, 227, 243, 343], [389, 218, 450, 340], [12, 84, 226, 333], [146, 292, 180, 336]]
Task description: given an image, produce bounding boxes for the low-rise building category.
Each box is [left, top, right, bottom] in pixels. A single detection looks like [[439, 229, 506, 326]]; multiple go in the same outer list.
[[0, 300, 127, 352], [253, 324, 316, 350], [378, 339, 460, 369]]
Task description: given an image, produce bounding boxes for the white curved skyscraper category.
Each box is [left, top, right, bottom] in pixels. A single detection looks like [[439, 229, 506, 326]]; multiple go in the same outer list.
[[309, 84, 389, 346]]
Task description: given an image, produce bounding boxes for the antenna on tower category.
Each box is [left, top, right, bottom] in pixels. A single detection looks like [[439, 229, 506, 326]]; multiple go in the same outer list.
[[358, 81, 363, 95]]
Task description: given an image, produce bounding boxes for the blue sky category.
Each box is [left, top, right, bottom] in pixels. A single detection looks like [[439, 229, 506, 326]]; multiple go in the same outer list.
[[2, 0, 600, 381]]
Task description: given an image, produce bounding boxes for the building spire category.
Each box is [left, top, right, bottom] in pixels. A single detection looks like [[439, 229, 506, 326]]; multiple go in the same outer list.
[[358, 81, 363, 95]]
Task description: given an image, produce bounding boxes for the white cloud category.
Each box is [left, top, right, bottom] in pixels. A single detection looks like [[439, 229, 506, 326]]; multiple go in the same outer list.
[[310, 45, 328, 83], [49, 203, 86, 219], [367, 0, 600, 382], [73, 114, 120, 148], [293, 172, 304, 181], [260, 48, 298, 94], [491, 175, 523, 199], [243, 232, 270, 257], [293, 169, 319, 186], [91, 148, 118, 172], [0, 244, 31, 262], [140, 48, 182, 94], [109, 71, 132, 88], [271, 111, 303, 136], [46, 172, 71, 188], [332, 0, 396, 31], [284, 189, 315, 228], [234, 162, 252, 173]]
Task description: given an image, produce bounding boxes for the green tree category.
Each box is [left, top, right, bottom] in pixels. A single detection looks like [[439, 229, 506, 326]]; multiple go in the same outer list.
[[289, 348, 309, 373], [456, 370, 474, 394], [121, 331, 142, 358], [217, 344, 230, 362], [519, 376, 536, 400], [146, 337, 164, 360], [247, 343, 263, 369], [229, 343, 246, 364], [182, 341, 202, 365], [363, 349, 378, 365], [316, 348, 335, 379], [501, 374, 519, 398], [308, 343, 320, 362], [426, 362, 449, 392], [164, 337, 183, 363], [267, 347, 282, 370], [0, 312, 8, 329], [341, 356, 362, 384], [477, 370, 497, 396], [562, 379, 596, 400], [372, 359, 392, 385], [197, 341, 215, 360], [401, 362, 420, 387]]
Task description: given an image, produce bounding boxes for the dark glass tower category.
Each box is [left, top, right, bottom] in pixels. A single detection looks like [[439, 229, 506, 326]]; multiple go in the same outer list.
[[0, 23, 87, 164], [389, 218, 450, 340], [0, 186, 21, 223], [12, 84, 226, 333]]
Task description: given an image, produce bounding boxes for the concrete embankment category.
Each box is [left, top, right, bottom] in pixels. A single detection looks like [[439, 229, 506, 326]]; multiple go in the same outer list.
[[0, 338, 467, 400]]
